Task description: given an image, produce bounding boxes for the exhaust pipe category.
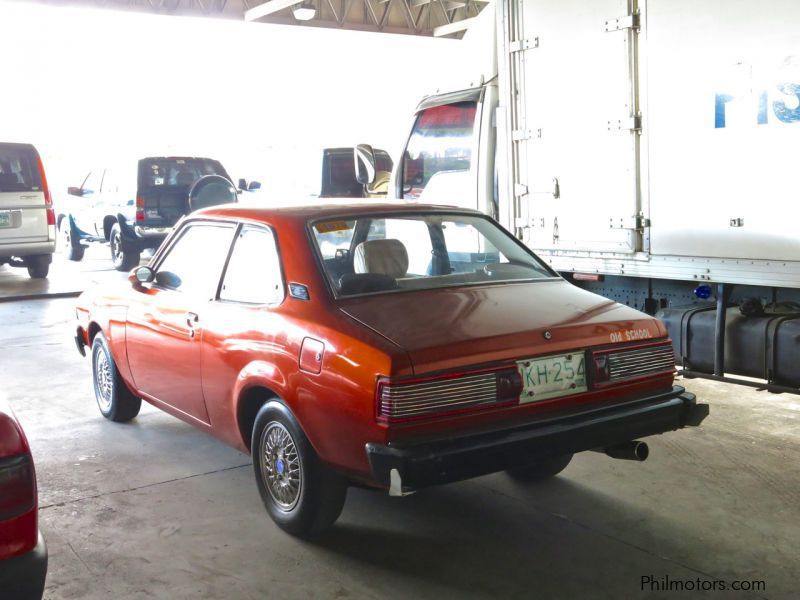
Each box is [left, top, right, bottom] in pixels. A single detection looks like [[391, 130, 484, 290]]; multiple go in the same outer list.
[[603, 440, 649, 461]]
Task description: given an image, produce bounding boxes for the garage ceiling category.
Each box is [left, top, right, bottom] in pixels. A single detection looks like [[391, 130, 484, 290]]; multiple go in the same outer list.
[[36, 0, 488, 36]]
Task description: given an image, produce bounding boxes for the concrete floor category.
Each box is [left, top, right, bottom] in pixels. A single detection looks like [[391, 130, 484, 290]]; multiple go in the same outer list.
[[1, 297, 798, 600], [0, 243, 146, 301]]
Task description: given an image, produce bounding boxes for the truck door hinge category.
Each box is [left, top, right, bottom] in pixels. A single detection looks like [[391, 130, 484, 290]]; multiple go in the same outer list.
[[509, 37, 539, 53], [604, 11, 640, 33], [512, 128, 541, 141], [607, 114, 642, 133], [609, 215, 650, 231]]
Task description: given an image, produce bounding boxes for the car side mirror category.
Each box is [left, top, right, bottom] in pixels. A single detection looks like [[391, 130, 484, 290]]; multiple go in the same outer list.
[[130, 266, 155, 285], [248, 180, 261, 191], [155, 270, 182, 289], [238, 178, 247, 191], [67, 186, 84, 197], [354, 144, 376, 185]]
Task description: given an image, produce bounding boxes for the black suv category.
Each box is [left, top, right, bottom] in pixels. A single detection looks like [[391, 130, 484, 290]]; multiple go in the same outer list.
[[59, 156, 239, 270]]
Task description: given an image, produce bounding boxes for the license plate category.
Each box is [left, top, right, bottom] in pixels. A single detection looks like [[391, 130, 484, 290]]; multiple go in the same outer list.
[[0, 211, 10, 228], [518, 352, 587, 403]]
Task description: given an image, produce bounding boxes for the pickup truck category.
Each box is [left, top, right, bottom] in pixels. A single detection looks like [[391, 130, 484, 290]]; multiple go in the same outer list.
[[59, 156, 239, 271]]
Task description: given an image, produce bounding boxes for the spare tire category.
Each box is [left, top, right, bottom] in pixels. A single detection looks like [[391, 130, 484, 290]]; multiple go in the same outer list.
[[188, 174, 238, 212]]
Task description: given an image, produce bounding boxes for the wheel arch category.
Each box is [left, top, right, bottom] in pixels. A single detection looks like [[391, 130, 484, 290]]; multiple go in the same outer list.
[[103, 216, 118, 241], [237, 386, 285, 453], [87, 321, 102, 346]]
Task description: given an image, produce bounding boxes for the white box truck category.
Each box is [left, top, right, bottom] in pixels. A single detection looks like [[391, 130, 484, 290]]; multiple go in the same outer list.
[[357, 0, 800, 390]]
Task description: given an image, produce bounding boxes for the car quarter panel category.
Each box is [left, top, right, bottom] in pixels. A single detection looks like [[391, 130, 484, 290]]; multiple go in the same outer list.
[[77, 285, 135, 386], [196, 217, 413, 476]]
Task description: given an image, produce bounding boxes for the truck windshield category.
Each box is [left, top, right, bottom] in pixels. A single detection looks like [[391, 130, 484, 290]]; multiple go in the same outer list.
[[311, 213, 555, 297], [137, 158, 229, 191], [402, 101, 477, 200]]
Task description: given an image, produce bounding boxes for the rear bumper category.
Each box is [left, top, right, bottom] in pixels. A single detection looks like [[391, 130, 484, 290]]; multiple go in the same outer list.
[[117, 217, 166, 249], [0, 531, 48, 600], [0, 241, 55, 259], [366, 385, 708, 494]]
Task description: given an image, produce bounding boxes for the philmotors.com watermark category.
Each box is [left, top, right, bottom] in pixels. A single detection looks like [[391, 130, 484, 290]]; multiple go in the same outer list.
[[641, 575, 766, 593]]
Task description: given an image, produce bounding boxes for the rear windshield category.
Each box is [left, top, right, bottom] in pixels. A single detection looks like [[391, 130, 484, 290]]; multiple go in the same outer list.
[[137, 158, 229, 191], [0, 144, 42, 193], [311, 213, 555, 297]]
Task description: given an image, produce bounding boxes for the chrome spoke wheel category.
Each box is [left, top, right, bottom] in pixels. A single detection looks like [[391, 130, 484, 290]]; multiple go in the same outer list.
[[94, 349, 113, 413], [111, 232, 122, 262], [260, 422, 302, 511], [60, 221, 70, 248]]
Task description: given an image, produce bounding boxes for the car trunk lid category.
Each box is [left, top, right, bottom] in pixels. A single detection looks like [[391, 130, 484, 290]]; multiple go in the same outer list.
[[339, 280, 666, 374]]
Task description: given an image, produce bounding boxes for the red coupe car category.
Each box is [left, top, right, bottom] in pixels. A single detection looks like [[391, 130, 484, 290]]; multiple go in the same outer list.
[[74, 202, 708, 536], [0, 394, 47, 599]]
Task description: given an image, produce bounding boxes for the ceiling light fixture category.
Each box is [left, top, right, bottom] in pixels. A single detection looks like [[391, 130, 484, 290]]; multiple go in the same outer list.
[[292, 2, 316, 20]]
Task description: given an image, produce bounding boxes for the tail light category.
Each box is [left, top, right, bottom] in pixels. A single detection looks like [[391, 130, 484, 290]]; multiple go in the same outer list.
[[0, 455, 36, 521], [37, 155, 56, 230], [591, 341, 675, 386], [376, 367, 522, 423], [136, 195, 145, 221]]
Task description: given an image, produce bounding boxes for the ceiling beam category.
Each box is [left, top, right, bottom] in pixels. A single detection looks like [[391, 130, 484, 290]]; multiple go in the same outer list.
[[244, 0, 302, 21], [432, 12, 477, 36]]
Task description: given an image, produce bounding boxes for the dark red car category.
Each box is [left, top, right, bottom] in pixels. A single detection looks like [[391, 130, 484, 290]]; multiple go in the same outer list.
[[0, 394, 47, 599], [75, 203, 708, 536]]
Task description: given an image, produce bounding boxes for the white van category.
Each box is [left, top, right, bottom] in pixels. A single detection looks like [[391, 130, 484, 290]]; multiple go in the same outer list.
[[0, 143, 56, 279]]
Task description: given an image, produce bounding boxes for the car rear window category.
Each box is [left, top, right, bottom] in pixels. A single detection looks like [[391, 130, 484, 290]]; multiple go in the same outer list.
[[311, 213, 556, 297], [137, 158, 229, 191], [0, 144, 42, 193]]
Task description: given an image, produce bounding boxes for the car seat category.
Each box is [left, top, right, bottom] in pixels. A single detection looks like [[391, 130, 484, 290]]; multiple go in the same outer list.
[[338, 239, 408, 294]]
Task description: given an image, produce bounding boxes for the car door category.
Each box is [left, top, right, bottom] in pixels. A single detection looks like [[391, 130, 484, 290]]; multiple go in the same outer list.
[[125, 220, 236, 424], [69, 170, 103, 235], [198, 224, 285, 417]]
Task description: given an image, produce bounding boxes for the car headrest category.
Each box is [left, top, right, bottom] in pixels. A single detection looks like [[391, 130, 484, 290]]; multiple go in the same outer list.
[[353, 239, 409, 278]]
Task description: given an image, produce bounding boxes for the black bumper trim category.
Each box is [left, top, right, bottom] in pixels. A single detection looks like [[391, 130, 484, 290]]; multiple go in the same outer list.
[[0, 531, 48, 600], [366, 385, 708, 493]]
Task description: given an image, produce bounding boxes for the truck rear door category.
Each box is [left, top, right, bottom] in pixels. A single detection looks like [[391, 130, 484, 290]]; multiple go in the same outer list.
[[0, 143, 48, 246], [645, 0, 800, 262], [505, 0, 644, 254]]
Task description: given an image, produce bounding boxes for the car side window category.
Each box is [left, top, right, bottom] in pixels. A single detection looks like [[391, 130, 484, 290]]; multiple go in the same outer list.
[[100, 168, 117, 193], [220, 226, 284, 305], [156, 223, 235, 299], [82, 170, 103, 196]]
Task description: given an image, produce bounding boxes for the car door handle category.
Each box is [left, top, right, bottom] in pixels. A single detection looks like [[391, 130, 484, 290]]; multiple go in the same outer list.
[[186, 312, 199, 337]]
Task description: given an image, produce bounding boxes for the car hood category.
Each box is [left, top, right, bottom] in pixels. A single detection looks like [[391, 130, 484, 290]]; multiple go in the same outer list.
[[339, 280, 667, 375]]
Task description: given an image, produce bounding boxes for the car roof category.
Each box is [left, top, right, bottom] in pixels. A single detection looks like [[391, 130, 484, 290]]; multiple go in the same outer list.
[[195, 200, 483, 223]]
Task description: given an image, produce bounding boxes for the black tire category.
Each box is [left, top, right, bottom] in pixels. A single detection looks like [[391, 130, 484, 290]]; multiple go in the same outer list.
[[252, 403, 347, 537], [109, 223, 140, 272], [506, 453, 573, 482], [26, 255, 50, 279], [59, 217, 85, 261], [91, 332, 141, 422]]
